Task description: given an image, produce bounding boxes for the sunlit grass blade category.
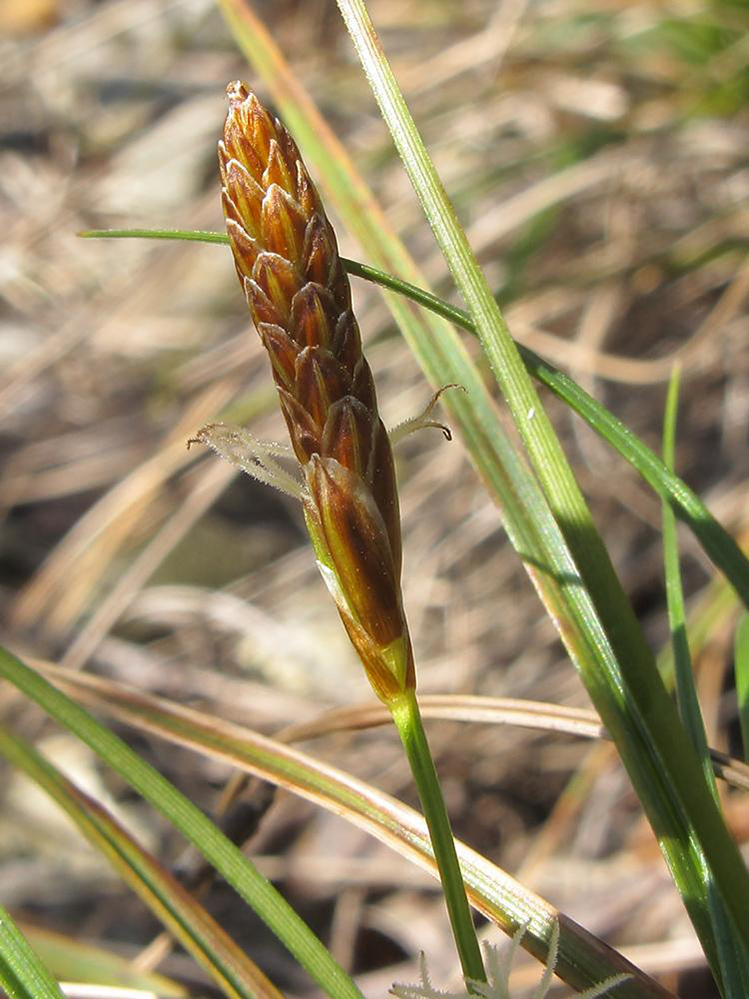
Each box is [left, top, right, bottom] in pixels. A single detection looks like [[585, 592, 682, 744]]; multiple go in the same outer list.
[[738, 614, 749, 762], [79, 228, 749, 610], [331, 0, 749, 970], [0, 647, 363, 999], [0, 726, 284, 999], [32, 655, 673, 998], [0, 905, 65, 999]]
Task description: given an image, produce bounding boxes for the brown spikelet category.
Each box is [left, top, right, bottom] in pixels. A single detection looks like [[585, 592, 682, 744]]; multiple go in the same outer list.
[[220, 82, 414, 701]]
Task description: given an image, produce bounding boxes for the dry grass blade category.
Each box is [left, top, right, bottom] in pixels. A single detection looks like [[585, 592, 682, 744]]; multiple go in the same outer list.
[[279, 695, 606, 743], [280, 699, 749, 794]]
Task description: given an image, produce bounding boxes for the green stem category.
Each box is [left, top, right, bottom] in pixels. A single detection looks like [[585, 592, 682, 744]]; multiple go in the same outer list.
[[661, 365, 715, 796], [389, 690, 485, 985]]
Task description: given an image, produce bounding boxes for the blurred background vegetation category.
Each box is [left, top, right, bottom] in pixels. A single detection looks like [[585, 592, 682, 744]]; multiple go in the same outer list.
[[1, 0, 747, 995]]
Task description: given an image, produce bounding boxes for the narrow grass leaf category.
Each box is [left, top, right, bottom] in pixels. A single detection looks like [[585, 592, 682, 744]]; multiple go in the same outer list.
[[658, 576, 740, 690], [661, 368, 749, 997], [661, 365, 714, 792], [78, 228, 230, 245]]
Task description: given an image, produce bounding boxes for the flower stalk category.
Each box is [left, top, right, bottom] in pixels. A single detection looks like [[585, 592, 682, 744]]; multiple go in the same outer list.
[[210, 81, 485, 983]]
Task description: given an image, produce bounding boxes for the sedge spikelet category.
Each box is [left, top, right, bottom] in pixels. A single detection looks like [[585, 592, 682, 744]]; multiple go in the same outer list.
[[219, 82, 414, 702]]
